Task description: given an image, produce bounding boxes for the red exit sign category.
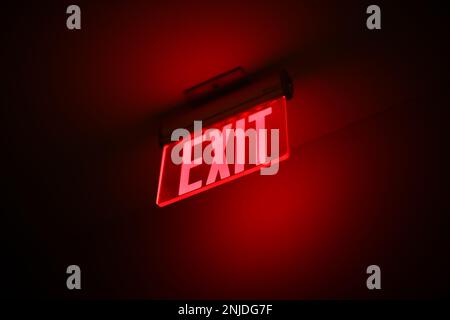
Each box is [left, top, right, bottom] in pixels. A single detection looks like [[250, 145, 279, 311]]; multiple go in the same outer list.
[[156, 96, 290, 207]]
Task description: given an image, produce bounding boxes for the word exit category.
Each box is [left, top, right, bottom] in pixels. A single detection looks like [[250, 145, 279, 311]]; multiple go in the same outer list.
[[156, 96, 290, 207]]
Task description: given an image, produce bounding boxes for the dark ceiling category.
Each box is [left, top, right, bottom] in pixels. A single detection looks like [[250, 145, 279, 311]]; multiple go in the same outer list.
[[4, 1, 449, 299]]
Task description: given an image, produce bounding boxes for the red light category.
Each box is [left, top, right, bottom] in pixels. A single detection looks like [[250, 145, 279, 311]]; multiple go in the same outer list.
[[156, 96, 290, 207]]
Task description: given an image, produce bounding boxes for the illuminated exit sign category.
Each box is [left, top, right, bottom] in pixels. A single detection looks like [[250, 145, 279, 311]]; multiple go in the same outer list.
[[156, 96, 290, 207]]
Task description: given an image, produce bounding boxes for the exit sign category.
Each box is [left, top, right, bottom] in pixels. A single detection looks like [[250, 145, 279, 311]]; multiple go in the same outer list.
[[156, 96, 290, 207]]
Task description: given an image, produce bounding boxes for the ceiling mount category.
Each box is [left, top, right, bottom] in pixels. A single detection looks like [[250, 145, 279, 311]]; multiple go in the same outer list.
[[184, 67, 249, 107]]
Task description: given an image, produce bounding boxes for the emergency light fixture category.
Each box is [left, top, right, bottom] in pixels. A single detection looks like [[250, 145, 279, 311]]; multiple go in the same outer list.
[[156, 68, 293, 207]]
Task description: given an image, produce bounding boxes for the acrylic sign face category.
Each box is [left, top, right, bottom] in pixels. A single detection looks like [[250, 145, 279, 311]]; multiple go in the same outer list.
[[156, 96, 289, 207]]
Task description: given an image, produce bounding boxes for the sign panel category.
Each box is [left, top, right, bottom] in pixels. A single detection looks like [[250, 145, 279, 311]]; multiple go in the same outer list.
[[156, 96, 289, 207]]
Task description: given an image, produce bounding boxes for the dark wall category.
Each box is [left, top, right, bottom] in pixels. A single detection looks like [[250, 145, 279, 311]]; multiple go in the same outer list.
[[3, 1, 449, 299]]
